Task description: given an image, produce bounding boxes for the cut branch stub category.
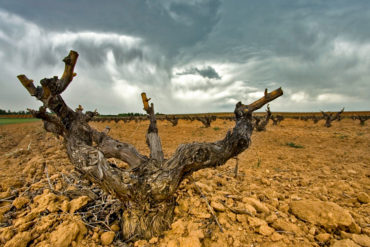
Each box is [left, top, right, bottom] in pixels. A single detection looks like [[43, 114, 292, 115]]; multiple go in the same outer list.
[[18, 50, 79, 103], [141, 92, 152, 114], [241, 88, 283, 114], [17, 75, 37, 96], [141, 92, 164, 163], [60, 50, 79, 93]]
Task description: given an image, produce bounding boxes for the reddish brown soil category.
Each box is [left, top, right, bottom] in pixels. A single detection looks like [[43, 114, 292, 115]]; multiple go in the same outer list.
[[0, 118, 369, 247]]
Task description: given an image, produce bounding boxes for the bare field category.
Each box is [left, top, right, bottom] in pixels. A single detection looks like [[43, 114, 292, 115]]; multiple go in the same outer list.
[[0, 118, 369, 246]]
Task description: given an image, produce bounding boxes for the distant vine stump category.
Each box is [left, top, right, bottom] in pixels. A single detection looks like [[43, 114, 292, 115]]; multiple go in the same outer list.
[[321, 108, 344, 127], [165, 116, 179, 126], [17, 50, 283, 241], [271, 116, 278, 125], [276, 115, 284, 124], [312, 115, 320, 124], [358, 116, 368, 126], [196, 115, 217, 128], [254, 103, 271, 131]]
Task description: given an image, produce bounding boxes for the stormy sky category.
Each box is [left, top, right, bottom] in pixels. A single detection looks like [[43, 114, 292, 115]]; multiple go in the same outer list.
[[1, 0, 369, 114]]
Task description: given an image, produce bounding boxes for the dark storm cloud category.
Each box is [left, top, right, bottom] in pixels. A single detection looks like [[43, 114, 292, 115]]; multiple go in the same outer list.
[[0, 9, 172, 113], [174, 0, 370, 111], [176, 66, 221, 79], [181, 0, 370, 60], [0, 0, 221, 56]]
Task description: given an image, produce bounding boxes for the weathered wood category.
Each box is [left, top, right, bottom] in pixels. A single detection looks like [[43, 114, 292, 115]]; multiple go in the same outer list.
[[141, 92, 164, 163], [17, 50, 283, 241], [91, 129, 148, 167], [243, 88, 283, 113]]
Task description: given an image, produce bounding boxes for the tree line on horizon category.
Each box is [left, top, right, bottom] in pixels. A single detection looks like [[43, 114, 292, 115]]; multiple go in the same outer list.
[[0, 108, 152, 116], [0, 109, 30, 115]]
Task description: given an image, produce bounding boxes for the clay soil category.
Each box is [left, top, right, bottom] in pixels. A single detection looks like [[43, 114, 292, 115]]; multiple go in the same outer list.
[[0, 118, 369, 247]]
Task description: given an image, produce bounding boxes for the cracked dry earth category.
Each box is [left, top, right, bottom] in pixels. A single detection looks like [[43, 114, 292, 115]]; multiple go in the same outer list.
[[0, 118, 369, 247]]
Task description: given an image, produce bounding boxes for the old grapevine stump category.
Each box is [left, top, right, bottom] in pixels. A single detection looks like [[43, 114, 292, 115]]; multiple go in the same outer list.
[[321, 108, 344, 127], [17, 50, 283, 240]]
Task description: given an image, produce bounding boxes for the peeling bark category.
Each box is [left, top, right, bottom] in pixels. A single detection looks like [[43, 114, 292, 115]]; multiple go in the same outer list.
[[141, 93, 164, 163], [17, 50, 283, 241]]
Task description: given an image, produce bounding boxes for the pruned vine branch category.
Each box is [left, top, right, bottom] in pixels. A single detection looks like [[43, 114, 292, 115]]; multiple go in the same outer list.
[[141, 92, 164, 163], [242, 88, 283, 113]]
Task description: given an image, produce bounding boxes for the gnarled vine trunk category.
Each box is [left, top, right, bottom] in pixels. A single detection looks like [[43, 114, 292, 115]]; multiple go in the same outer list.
[[17, 50, 283, 241]]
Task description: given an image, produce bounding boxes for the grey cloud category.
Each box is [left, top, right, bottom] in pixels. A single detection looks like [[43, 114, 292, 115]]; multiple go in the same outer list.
[[0, 0, 221, 57], [0, 9, 174, 113], [1, 1, 370, 113], [176, 66, 221, 79], [178, 0, 370, 63], [173, 0, 370, 111]]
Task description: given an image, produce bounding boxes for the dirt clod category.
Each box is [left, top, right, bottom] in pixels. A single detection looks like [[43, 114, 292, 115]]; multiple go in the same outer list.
[[4, 231, 31, 247], [258, 224, 275, 236], [290, 200, 354, 230], [12, 196, 29, 209], [357, 192, 369, 204], [351, 234, 370, 247], [69, 196, 90, 213], [315, 233, 331, 243], [332, 239, 361, 247], [100, 231, 115, 245]]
